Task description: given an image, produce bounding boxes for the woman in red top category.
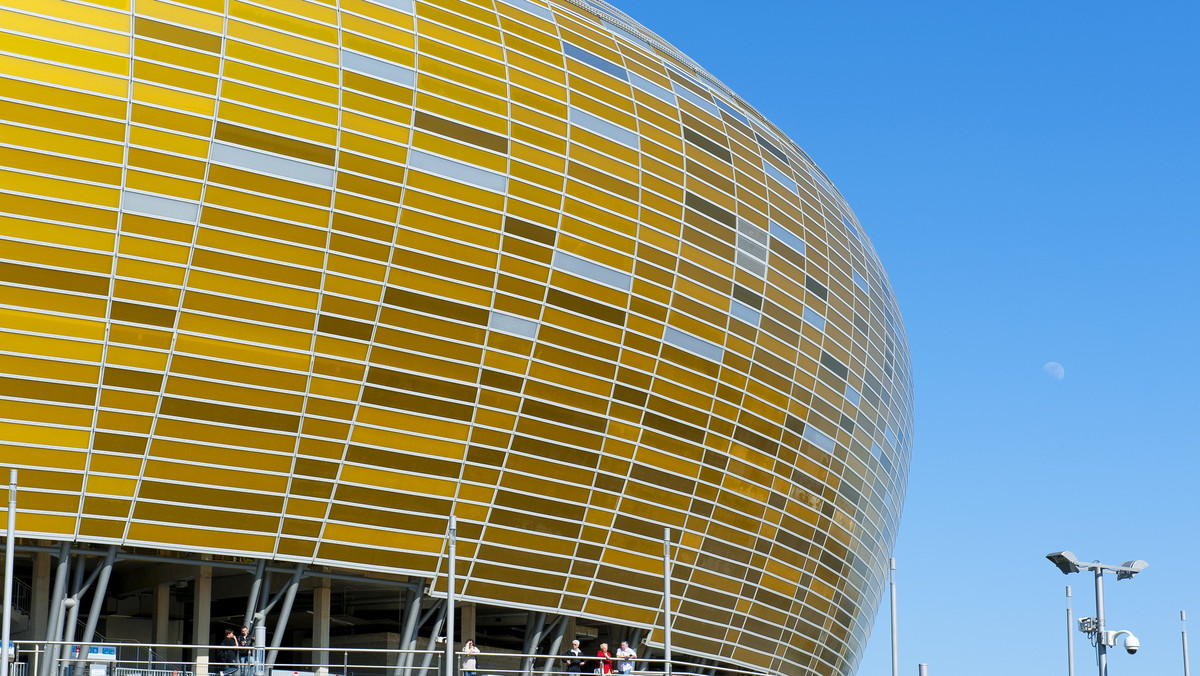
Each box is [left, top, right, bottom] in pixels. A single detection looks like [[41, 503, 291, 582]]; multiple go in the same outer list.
[[596, 644, 613, 675]]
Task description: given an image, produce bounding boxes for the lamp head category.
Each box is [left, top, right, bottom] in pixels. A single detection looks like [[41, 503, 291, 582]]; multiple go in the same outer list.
[[1116, 560, 1149, 581], [1047, 551, 1080, 575]]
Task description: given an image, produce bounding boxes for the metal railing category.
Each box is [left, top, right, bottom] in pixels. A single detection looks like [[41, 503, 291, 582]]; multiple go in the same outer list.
[[10, 578, 31, 617], [4, 642, 765, 676], [115, 669, 191, 676]]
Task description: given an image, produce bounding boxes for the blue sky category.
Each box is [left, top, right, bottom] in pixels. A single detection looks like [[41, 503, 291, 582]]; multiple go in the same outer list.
[[611, 1, 1200, 674]]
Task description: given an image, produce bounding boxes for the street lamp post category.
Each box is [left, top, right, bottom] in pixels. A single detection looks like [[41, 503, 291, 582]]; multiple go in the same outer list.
[[662, 528, 673, 676], [1046, 551, 1147, 676], [1, 470, 16, 676], [1182, 611, 1191, 676], [1066, 586, 1075, 676], [446, 515, 456, 676]]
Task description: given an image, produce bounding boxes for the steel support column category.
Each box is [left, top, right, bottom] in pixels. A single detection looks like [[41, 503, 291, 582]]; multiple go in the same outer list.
[[522, 612, 546, 676], [243, 560, 266, 632], [265, 564, 306, 670], [81, 546, 118, 644], [417, 602, 446, 676], [394, 581, 425, 676], [541, 616, 567, 675]]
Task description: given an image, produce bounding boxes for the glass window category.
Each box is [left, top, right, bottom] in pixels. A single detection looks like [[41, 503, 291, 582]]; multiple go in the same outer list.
[[663, 326, 722, 362], [802, 425, 836, 453], [802, 306, 825, 332], [569, 106, 638, 149], [629, 71, 674, 104], [210, 142, 335, 187], [769, 219, 805, 256], [843, 214, 867, 246], [563, 42, 628, 81], [552, 250, 631, 291], [755, 133, 789, 166], [369, 0, 414, 12], [342, 50, 415, 88], [730, 299, 760, 327], [852, 270, 868, 293], [711, 95, 748, 125], [671, 82, 720, 117], [122, 190, 199, 223], [408, 148, 507, 192], [498, 0, 554, 21], [663, 61, 706, 91], [844, 384, 861, 408], [489, 310, 539, 339], [738, 218, 768, 248], [735, 218, 768, 277], [804, 275, 828, 301], [734, 250, 765, 278], [808, 167, 837, 198], [763, 160, 798, 195]]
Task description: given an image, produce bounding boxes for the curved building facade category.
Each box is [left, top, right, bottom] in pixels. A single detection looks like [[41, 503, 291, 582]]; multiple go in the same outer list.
[[0, 0, 913, 675]]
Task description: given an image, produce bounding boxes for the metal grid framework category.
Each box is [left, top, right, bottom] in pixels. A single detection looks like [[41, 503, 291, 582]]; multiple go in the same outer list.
[[0, 0, 914, 675]]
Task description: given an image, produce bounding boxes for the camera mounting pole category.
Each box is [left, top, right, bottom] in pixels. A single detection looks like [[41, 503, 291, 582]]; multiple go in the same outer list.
[[1046, 552, 1148, 676], [1093, 563, 1109, 675]]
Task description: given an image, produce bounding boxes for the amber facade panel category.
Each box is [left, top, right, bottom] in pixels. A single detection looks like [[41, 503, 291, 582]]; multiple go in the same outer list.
[[0, 1, 912, 675]]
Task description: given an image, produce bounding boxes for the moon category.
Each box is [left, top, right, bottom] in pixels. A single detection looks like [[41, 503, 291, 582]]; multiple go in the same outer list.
[[1043, 361, 1065, 380]]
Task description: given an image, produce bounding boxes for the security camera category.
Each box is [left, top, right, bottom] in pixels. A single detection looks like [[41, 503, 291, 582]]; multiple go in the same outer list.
[[1124, 634, 1139, 655], [1106, 629, 1139, 654]]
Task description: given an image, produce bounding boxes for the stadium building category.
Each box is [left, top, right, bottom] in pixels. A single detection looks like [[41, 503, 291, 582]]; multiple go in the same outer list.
[[0, 0, 913, 675]]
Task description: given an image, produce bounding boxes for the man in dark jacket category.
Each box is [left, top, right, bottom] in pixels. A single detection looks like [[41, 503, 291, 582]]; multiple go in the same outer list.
[[217, 628, 239, 676], [563, 640, 587, 674], [238, 625, 255, 676]]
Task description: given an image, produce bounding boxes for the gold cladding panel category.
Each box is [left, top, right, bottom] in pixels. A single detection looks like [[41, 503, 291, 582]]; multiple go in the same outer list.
[[0, 1, 913, 675]]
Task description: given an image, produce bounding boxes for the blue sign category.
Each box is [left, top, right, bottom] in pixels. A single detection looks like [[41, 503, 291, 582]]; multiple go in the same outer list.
[[70, 646, 117, 661]]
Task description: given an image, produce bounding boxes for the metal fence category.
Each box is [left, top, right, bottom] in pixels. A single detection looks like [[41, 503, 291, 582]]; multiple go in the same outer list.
[[115, 669, 192, 676], [7, 642, 763, 676], [12, 642, 444, 676]]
